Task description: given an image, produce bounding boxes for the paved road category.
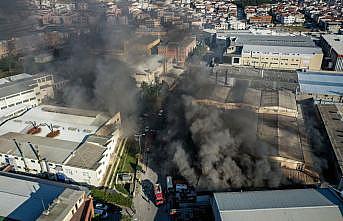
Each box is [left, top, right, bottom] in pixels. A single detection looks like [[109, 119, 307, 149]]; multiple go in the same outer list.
[[132, 144, 170, 221]]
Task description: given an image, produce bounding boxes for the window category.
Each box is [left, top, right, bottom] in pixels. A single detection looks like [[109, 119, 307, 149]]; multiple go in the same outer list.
[[31, 160, 36, 163], [1, 106, 7, 110], [14, 157, 18, 160], [21, 90, 34, 95], [29, 98, 36, 101], [23, 99, 29, 103], [16, 102, 22, 105], [6, 94, 19, 99], [8, 104, 15, 107]]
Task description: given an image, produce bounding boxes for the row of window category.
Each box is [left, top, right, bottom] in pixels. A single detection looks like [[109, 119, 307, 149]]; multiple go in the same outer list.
[[0, 97, 36, 110]]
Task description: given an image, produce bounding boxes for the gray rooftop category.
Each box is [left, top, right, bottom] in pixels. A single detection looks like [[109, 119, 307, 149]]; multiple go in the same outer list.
[[65, 142, 106, 170], [317, 104, 343, 175], [322, 34, 343, 55], [0, 77, 36, 99], [0, 73, 54, 99], [0, 132, 78, 164], [0, 173, 84, 221], [213, 188, 343, 221], [242, 44, 323, 55], [221, 33, 316, 47], [0, 132, 106, 169]]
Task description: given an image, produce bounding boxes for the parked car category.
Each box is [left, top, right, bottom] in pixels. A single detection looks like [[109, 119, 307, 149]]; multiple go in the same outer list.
[[95, 203, 108, 211]]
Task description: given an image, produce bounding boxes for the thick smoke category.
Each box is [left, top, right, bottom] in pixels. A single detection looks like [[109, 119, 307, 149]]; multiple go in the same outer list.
[[157, 66, 284, 191], [28, 4, 141, 135]]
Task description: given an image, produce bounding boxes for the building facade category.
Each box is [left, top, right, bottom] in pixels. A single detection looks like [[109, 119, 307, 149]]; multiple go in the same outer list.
[[240, 45, 323, 71], [158, 36, 196, 66], [320, 35, 343, 71], [0, 73, 55, 121]]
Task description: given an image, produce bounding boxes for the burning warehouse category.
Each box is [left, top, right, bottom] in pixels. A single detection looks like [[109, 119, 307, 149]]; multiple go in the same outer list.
[[155, 69, 322, 191]]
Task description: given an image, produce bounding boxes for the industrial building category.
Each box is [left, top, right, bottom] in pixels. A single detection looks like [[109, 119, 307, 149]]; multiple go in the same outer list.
[[297, 70, 343, 104], [0, 105, 121, 186], [194, 81, 321, 184], [0, 172, 93, 221], [158, 36, 196, 66], [0, 73, 56, 122], [211, 188, 343, 221], [320, 35, 343, 71], [317, 104, 343, 188], [207, 30, 323, 71], [240, 45, 323, 71]]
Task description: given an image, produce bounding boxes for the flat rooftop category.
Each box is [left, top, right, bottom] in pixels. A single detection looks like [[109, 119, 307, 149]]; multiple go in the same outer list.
[[0, 132, 106, 169], [0, 105, 111, 143], [322, 34, 343, 55], [0, 173, 84, 221], [242, 44, 322, 55], [298, 71, 343, 96], [0, 105, 118, 169], [213, 188, 343, 221], [217, 32, 316, 47]]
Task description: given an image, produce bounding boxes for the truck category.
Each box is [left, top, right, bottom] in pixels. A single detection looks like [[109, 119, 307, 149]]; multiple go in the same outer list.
[[154, 183, 164, 206]]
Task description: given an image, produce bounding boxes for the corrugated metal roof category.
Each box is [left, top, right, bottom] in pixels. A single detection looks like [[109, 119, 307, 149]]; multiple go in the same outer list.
[[242, 44, 322, 55], [216, 33, 316, 47], [0, 174, 83, 221], [214, 188, 343, 221], [298, 71, 343, 96]]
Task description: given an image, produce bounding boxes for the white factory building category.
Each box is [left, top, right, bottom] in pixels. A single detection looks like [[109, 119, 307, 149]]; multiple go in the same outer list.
[[0, 73, 55, 122], [0, 105, 121, 187]]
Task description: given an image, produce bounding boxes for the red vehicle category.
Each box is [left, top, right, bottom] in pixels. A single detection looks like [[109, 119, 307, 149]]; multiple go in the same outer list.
[[154, 184, 164, 206]]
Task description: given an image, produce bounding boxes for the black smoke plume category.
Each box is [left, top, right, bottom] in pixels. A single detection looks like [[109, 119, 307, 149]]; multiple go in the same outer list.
[[155, 66, 285, 191]]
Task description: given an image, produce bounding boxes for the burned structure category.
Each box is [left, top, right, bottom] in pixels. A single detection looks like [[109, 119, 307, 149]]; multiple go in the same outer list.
[[157, 68, 321, 191]]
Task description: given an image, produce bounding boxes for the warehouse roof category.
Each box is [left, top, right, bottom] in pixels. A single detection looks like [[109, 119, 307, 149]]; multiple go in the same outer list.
[[317, 104, 343, 176], [0, 105, 111, 143], [213, 188, 343, 221], [0, 132, 78, 164], [217, 33, 316, 47], [0, 173, 84, 221], [322, 34, 343, 55], [0, 73, 53, 99], [298, 71, 343, 96], [242, 44, 322, 55], [64, 142, 106, 170], [0, 132, 106, 169]]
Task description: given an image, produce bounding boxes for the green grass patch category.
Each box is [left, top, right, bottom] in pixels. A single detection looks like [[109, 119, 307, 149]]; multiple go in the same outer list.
[[91, 187, 132, 208], [117, 139, 139, 174]]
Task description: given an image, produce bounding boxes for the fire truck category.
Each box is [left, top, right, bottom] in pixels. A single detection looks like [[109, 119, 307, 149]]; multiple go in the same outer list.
[[154, 183, 164, 206]]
